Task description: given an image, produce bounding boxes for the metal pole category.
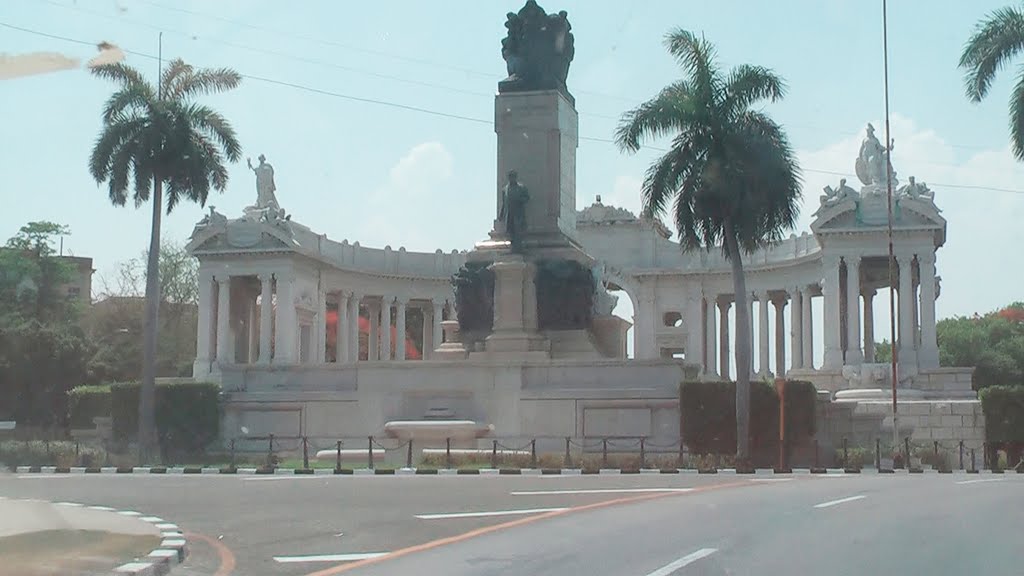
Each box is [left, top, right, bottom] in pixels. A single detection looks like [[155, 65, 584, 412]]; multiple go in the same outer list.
[[564, 436, 571, 468], [882, 0, 900, 457], [336, 440, 342, 472], [406, 440, 413, 469], [445, 437, 452, 469], [531, 439, 537, 469], [875, 438, 881, 469], [959, 440, 964, 470], [843, 437, 849, 469], [302, 436, 309, 469], [904, 437, 911, 468], [367, 436, 373, 470], [230, 439, 236, 468], [602, 438, 608, 469], [268, 434, 274, 467], [491, 440, 498, 469]]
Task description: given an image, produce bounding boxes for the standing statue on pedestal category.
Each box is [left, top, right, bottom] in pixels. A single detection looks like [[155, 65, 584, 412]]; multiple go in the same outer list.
[[855, 123, 897, 187], [499, 1, 575, 99], [244, 154, 288, 222], [498, 170, 530, 252]]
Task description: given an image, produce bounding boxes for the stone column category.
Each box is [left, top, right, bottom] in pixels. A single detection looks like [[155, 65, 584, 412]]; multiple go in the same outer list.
[[348, 293, 361, 362], [773, 294, 786, 378], [635, 292, 657, 360], [422, 305, 433, 359], [822, 255, 844, 368], [918, 252, 939, 368], [258, 274, 273, 364], [683, 290, 702, 366], [704, 295, 718, 378], [757, 290, 771, 377], [368, 302, 379, 361], [789, 287, 803, 370], [718, 298, 731, 380], [193, 272, 215, 376], [432, 300, 445, 356], [748, 296, 756, 376], [380, 296, 393, 361], [215, 276, 232, 365], [274, 275, 296, 363], [247, 295, 259, 363], [912, 266, 921, 349], [801, 287, 814, 369], [395, 298, 407, 361], [897, 254, 918, 370], [316, 286, 327, 363], [336, 292, 349, 363], [863, 288, 876, 363], [844, 256, 863, 364]]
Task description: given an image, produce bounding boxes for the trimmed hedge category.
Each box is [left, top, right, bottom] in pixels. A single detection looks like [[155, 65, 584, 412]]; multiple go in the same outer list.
[[979, 385, 1024, 442], [111, 381, 220, 457], [67, 385, 111, 429], [679, 380, 817, 460]]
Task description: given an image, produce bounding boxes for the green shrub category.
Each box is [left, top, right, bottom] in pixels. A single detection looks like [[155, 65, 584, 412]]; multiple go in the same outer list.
[[0, 440, 106, 468], [111, 381, 221, 458], [67, 385, 111, 429], [679, 379, 818, 460], [979, 385, 1024, 442]]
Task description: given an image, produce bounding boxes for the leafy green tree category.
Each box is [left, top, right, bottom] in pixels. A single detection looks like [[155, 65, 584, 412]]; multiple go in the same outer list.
[[615, 30, 801, 463], [89, 59, 241, 461], [936, 304, 1024, 389], [960, 5, 1024, 159], [0, 222, 88, 428]]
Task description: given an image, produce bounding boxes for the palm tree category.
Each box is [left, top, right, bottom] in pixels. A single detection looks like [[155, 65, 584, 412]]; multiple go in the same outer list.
[[615, 30, 801, 463], [960, 5, 1024, 160], [89, 59, 241, 461]]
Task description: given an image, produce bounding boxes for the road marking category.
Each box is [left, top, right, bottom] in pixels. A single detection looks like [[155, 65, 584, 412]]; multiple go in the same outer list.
[[644, 548, 718, 576], [510, 488, 694, 495], [814, 495, 866, 509], [956, 478, 1006, 485], [275, 553, 389, 563], [415, 507, 568, 520]]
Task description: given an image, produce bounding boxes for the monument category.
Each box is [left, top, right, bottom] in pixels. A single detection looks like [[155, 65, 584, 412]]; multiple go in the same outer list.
[[184, 3, 982, 461]]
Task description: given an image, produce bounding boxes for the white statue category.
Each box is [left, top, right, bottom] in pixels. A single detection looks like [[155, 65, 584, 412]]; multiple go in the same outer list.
[[248, 154, 279, 210], [898, 176, 934, 201], [820, 177, 857, 207], [855, 123, 896, 187]]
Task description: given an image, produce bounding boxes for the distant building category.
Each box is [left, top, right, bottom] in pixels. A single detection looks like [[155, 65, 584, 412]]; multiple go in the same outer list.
[[58, 256, 94, 304]]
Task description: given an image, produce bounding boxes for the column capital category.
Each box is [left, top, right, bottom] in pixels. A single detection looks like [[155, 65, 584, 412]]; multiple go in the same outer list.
[[257, 272, 273, 282], [895, 252, 915, 265], [917, 251, 936, 266], [215, 275, 231, 286], [843, 254, 862, 266], [755, 289, 769, 301], [394, 296, 409, 306]]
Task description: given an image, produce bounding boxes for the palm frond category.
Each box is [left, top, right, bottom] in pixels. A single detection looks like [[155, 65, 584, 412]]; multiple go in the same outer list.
[[108, 141, 138, 207], [90, 63, 149, 89], [160, 59, 193, 99], [89, 115, 148, 182], [723, 65, 786, 115], [185, 104, 242, 162], [615, 82, 698, 152], [1009, 66, 1024, 160], [169, 68, 242, 100], [664, 29, 722, 107], [960, 6, 1024, 102], [102, 85, 157, 123]]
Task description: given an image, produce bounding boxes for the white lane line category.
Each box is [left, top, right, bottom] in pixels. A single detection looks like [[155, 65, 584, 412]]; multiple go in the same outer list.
[[814, 495, 866, 509], [510, 488, 693, 496], [273, 552, 388, 563], [956, 478, 1006, 485], [644, 548, 718, 576], [415, 507, 567, 520]]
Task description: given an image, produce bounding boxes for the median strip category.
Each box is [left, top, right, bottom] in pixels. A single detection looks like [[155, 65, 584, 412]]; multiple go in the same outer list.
[[274, 553, 389, 563], [510, 488, 694, 496]]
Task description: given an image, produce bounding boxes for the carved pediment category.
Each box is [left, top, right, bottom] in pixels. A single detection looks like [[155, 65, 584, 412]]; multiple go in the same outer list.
[[188, 221, 296, 255]]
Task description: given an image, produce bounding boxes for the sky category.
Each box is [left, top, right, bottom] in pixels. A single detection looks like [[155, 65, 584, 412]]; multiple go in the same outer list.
[[3, 0, 1024, 358]]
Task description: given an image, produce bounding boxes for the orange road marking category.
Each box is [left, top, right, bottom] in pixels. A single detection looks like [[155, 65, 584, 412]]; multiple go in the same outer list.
[[187, 531, 237, 576], [303, 480, 751, 576]]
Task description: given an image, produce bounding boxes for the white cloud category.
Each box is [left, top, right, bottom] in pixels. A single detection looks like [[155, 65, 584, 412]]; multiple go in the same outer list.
[[385, 141, 454, 197]]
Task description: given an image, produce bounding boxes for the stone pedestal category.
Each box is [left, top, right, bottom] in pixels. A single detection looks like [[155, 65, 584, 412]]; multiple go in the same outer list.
[[493, 90, 579, 248], [484, 256, 550, 358], [433, 320, 468, 360]]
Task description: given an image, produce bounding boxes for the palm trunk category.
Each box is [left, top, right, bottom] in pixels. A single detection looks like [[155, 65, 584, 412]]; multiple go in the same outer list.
[[723, 218, 751, 464], [138, 175, 162, 463]]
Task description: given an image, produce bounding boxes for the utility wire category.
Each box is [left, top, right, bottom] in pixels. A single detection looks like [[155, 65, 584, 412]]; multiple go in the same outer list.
[[4, 20, 1024, 197]]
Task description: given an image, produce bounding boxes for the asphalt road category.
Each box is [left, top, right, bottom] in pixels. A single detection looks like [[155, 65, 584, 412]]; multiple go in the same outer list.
[[0, 472, 1020, 575]]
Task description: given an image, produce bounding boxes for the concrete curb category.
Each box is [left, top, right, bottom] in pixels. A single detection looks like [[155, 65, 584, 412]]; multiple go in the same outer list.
[[41, 500, 187, 575], [10, 465, 1009, 477]]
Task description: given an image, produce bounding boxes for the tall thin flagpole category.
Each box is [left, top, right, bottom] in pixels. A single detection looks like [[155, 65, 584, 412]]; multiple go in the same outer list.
[[882, 0, 901, 459], [157, 32, 163, 98]]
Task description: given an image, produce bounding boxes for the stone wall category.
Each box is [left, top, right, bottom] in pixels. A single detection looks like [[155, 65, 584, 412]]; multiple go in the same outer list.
[[825, 399, 985, 453]]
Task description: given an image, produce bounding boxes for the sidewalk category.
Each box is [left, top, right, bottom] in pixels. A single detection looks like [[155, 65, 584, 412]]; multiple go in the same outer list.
[[0, 499, 184, 576]]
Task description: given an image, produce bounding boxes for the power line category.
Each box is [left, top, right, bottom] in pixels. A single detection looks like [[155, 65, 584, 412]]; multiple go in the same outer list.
[[4, 20, 1024, 197]]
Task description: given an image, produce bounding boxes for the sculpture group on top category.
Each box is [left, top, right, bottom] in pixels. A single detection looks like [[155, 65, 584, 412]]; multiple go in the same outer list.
[[499, 0, 575, 97], [817, 124, 937, 212], [244, 154, 290, 223]]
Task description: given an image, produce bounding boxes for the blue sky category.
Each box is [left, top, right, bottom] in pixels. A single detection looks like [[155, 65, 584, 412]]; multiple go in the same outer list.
[[3, 0, 1023, 332]]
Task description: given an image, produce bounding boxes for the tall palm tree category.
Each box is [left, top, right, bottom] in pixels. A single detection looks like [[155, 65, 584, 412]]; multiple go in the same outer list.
[[89, 59, 241, 461], [615, 30, 801, 463], [960, 5, 1024, 160]]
